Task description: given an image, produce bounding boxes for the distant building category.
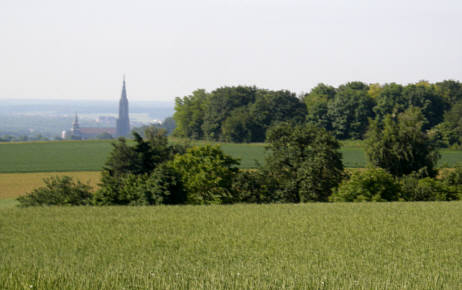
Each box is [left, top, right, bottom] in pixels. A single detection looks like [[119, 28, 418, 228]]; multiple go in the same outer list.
[[70, 113, 82, 140], [62, 114, 115, 140], [63, 78, 130, 140], [116, 77, 130, 137]]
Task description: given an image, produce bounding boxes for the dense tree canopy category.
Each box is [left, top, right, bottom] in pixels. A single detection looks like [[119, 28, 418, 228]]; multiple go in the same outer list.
[[328, 82, 375, 139], [173, 80, 462, 145], [366, 107, 440, 177], [265, 123, 344, 202]]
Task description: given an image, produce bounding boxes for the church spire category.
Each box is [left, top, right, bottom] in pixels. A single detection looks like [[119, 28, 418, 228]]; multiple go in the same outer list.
[[73, 113, 79, 126], [71, 112, 82, 140], [116, 76, 130, 137]]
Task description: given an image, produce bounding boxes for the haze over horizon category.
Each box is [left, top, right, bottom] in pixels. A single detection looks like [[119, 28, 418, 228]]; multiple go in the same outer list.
[[1, 0, 461, 101]]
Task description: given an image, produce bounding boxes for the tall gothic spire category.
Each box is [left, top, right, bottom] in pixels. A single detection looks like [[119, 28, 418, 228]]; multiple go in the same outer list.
[[71, 113, 82, 140], [116, 77, 130, 137]]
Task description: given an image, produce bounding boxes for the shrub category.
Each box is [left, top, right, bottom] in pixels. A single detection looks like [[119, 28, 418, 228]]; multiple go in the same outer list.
[[17, 176, 93, 207], [231, 170, 280, 203], [330, 168, 401, 202], [93, 163, 185, 205], [400, 174, 458, 201], [171, 145, 239, 204]]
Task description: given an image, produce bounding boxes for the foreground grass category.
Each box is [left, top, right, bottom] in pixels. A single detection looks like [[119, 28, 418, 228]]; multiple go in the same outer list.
[[0, 171, 101, 199], [1, 203, 461, 289]]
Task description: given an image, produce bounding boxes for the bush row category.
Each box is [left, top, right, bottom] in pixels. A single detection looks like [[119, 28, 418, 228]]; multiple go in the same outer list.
[[18, 123, 462, 207]]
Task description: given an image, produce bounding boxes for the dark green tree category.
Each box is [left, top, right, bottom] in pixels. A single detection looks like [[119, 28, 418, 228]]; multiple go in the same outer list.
[[365, 107, 440, 177], [202, 86, 257, 140], [248, 89, 307, 142], [173, 89, 209, 139], [435, 80, 462, 106], [221, 107, 255, 142], [373, 83, 405, 122], [171, 145, 240, 204], [265, 123, 344, 202], [96, 126, 188, 205], [304, 83, 336, 130], [328, 81, 375, 139], [402, 82, 447, 129]]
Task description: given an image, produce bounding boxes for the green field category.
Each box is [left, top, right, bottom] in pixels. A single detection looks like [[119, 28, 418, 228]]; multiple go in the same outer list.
[[0, 202, 461, 289], [1, 140, 462, 173]]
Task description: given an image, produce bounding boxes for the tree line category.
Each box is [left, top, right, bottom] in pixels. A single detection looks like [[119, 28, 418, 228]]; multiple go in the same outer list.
[[173, 80, 462, 147], [18, 114, 462, 206]]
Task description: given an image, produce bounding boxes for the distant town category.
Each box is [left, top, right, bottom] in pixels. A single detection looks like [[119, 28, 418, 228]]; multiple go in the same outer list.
[[0, 81, 175, 142]]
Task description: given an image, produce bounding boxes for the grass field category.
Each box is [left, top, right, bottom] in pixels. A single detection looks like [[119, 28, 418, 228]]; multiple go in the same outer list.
[[0, 203, 461, 289], [0, 171, 101, 199], [1, 140, 462, 173]]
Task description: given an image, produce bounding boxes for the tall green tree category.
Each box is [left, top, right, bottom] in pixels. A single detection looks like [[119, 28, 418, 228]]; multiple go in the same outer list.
[[202, 86, 257, 140], [402, 82, 447, 129], [96, 127, 188, 205], [328, 81, 375, 139], [373, 83, 405, 122], [249, 89, 307, 142], [304, 83, 336, 130], [365, 107, 440, 177], [265, 123, 344, 202], [173, 89, 209, 139], [435, 80, 462, 106]]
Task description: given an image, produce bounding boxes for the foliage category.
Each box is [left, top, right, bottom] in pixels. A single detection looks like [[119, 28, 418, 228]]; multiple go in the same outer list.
[[174, 86, 306, 142], [432, 100, 462, 147], [102, 126, 180, 178], [98, 126, 189, 205], [171, 145, 239, 204], [328, 82, 375, 139], [304, 83, 335, 130], [93, 164, 185, 205], [435, 79, 462, 105], [221, 107, 255, 142], [202, 86, 257, 140], [173, 89, 209, 139], [400, 174, 458, 201], [330, 168, 401, 202], [366, 107, 440, 177], [402, 82, 447, 129], [230, 170, 280, 203], [373, 83, 405, 122], [17, 176, 93, 207], [265, 123, 344, 202], [440, 167, 462, 198], [248, 89, 306, 142]]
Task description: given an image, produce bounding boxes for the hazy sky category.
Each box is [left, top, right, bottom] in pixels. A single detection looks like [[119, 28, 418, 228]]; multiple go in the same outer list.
[[1, 0, 461, 101]]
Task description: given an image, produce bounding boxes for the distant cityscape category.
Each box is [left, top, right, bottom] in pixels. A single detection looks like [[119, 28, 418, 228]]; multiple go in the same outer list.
[[0, 82, 175, 141]]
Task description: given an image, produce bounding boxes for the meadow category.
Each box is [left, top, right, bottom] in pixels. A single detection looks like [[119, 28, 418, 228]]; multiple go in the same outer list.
[[0, 202, 461, 289], [1, 140, 462, 173]]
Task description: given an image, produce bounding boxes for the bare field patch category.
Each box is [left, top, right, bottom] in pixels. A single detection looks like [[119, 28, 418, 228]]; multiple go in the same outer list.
[[0, 171, 101, 199]]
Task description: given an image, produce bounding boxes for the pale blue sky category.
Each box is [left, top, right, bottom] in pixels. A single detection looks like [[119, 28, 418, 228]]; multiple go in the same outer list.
[[1, 0, 461, 101]]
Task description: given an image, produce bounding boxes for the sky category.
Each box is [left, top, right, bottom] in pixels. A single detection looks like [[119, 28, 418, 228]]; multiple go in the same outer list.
[[1, 0, 461, 101]]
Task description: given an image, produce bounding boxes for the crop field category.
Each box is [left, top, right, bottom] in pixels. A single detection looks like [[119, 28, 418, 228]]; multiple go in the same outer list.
[[0, 202, 461, 289], [1, 140, 462, 173], [0, 171, 101, 199]]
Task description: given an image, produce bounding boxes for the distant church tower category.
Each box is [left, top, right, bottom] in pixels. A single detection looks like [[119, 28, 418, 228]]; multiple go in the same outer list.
[[116, 76, 130, 137], [71, 113, 82, 140]]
